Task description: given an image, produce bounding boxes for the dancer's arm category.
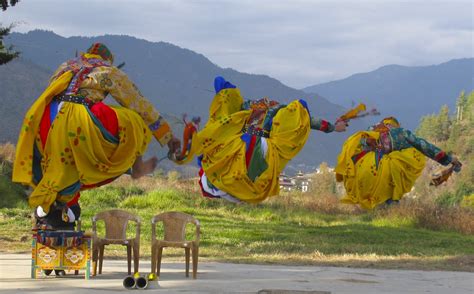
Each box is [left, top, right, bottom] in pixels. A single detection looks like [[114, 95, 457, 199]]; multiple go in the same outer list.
[[396, 128, 460, 168], [310, 117, 346, 132], [104, 67, 175, 147]]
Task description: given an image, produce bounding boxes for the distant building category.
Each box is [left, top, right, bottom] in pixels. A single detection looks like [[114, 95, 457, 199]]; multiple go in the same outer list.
[[293, 171, 312, 192], [314, 166, 334, 174], [279, 171, 312, 192], [279, 173, 295, 191]]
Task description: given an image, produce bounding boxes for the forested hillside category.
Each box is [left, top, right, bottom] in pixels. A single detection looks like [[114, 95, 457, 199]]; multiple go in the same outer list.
[[415, 90, 474, 207]]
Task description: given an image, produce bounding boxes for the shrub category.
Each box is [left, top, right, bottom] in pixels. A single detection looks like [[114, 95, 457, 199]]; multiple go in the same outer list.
[[461, 194, 474, 208], [0, 155, 27, 208], [436, 182, 473, 207], [167, 170, 181, 182], [375, 199, 474, 235], [0, 142, 15, 162]]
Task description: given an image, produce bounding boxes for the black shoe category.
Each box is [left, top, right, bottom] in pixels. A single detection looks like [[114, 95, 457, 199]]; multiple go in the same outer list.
[[43, 269, 53, 276], [55, 270, 66, 276]]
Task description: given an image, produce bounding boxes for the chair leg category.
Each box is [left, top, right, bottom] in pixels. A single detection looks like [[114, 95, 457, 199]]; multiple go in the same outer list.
[[126, 245, 132, 275], [192, 246, 199, 279], [92, 247, 98, 276], [156, 247, 163, 277], [98, 245, 105, 275], [151, 245, 156, 275], [185, 247, 190, 278], [133, 243, 140, 274]]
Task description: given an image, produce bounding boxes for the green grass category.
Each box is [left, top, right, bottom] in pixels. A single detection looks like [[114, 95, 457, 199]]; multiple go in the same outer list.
[[0, 161, 27, 208], [1, 182, 473, 271]]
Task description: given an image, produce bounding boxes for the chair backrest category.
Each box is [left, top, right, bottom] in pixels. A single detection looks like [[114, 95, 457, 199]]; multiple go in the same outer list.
[[92, 209, 140, 240], [152, 211, 200, 242]]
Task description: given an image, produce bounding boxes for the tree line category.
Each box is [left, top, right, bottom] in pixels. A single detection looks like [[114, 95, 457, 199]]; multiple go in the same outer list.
[[416, 90, 474, 207], [416, 91, 474, 147]]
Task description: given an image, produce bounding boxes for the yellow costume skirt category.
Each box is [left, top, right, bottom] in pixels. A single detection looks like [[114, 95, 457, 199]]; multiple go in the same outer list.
[[335, 131, 426, 209], [13, 72, 151, 212], [178, 88, 311, 203]]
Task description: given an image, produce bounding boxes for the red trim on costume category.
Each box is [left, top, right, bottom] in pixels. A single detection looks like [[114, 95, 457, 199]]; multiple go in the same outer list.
[[90, 102, 119, 137], [81, 178, 116, 190], [434, 151, 447, 162], [67, 193, 80, 207], [321, 120, 329, 132], [198, 168, 217, 198], [39, 103, 52, 148], [245, 135, 257, 168], [352, 150, 368, 164]]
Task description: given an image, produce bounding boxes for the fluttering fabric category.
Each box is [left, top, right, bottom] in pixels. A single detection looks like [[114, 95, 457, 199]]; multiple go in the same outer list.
[[179, 116, 200, 160], [177, 77, 314, 203]]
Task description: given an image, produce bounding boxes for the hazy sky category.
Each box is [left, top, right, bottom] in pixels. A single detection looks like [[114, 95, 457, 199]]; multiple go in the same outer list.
[[1, 0, 473, 88]]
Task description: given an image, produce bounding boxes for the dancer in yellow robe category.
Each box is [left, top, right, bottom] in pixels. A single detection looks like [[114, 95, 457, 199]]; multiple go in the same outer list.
[[335, 117, 462, 209], [13, 43, 180, 216], [177, 76, 347, 203]]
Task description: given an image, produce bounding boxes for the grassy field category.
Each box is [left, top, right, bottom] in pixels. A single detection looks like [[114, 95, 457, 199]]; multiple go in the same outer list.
[[1, 176, 473, 272]]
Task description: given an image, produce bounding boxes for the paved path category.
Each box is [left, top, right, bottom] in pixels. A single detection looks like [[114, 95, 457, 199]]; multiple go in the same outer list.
[[0, 254, 473, 293]]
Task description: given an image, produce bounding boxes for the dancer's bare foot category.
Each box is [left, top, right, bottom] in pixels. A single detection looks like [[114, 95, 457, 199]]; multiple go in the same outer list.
[[131, 156, 158, 179]]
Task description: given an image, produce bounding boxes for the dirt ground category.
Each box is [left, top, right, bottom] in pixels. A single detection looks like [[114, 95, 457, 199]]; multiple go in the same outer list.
[[0, 253, 473, 293]]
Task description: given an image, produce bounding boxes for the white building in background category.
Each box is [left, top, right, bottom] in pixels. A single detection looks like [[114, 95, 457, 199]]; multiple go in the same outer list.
[[314, 166, 334, 174], [294, 171, 312, 192], [279, 171, 312, 192]]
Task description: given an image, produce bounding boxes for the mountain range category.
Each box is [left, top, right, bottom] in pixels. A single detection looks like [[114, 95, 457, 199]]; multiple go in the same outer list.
[[1, 30, 472, 171], [303, 59, 474, 129]]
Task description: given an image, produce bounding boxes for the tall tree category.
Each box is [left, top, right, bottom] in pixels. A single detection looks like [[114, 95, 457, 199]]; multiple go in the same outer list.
[[436, 105, 451, 141], [1, 0, 19, 11], [1, 0, 20, 64], [416, 114, 438, 141], [456, 91, 467, 121], [466, 91, 474, 123], [0, 25, 19, 65]]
